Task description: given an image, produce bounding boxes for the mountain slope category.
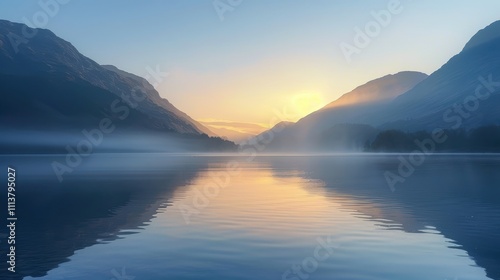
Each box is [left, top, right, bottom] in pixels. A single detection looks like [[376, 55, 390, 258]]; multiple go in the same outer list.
[[323, 71, 428, 109], [0, 19, 214, 136], [260, 20, 500, 151], [101, 65, 215, 136], [257, 72, 427, 151], [295, 71, 428, 133], [373, 21, 500, 131]]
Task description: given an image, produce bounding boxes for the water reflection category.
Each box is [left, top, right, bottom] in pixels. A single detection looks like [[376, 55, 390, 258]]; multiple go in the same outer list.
[[0, 154, 207, 279], [0, 154, 498, 280], [262, 155, 500, 280]]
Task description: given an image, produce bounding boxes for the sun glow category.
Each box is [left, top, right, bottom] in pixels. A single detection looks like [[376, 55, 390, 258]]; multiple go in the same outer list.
[[289, 92, 325, 119]]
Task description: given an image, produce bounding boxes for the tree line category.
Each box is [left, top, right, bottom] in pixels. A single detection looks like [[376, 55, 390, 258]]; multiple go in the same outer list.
[[366, 125, 500, 152]]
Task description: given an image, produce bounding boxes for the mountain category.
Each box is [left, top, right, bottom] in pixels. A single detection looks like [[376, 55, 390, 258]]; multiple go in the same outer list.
[[372, 20, 500, 131], [199, 120, 268, 143], [255, 72, 427, 151], [244, 121, 294, 149], [294, 71, 428, 133], [463, 21, 500, 51], [0, 19, 214, 135], [259, 20, 500, 151], [323, 71, 429, 109], [0, 20, 231, 152], [101, 65, 214, 136], [202, 125, 255, 144]]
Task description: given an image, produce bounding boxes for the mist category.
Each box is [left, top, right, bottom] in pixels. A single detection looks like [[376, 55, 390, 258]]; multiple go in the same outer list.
[[0, 128, 237, 154]]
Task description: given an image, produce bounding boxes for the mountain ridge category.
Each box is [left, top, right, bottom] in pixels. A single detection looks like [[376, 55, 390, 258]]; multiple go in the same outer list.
[[0, 19, 234, 153], [321, 71, 428, 109], [0, 19, 214, 136], [255, 20, 500, 151]]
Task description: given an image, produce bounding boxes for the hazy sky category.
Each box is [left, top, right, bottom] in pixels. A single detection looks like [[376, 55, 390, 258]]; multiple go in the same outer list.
[[1, 0, 500, 129]]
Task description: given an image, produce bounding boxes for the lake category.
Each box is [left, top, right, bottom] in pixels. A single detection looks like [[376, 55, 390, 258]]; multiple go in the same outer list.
[[1, 154, 499, 280]]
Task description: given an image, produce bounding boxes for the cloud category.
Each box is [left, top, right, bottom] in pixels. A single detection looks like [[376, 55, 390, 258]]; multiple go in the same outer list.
[[198, 119, 269, 143]]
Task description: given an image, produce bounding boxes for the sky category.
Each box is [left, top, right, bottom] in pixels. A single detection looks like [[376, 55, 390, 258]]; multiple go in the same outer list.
[[1, 0, 500, 134]]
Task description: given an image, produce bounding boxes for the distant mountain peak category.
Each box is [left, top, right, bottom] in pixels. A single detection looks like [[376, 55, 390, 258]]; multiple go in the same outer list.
[[463, 20, 500, 51], [273, 121, 294, 128], [322, 71, 428, 109]]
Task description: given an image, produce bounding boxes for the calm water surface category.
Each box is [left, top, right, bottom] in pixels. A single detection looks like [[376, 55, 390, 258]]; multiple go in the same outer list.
[[1, 154, 499, 280]]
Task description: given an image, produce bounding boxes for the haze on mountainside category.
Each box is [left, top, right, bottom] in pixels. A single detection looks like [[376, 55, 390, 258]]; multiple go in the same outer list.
[[246, 20, 500, 152], [1, 18, 500, 152], [0, 19, 236, 153]]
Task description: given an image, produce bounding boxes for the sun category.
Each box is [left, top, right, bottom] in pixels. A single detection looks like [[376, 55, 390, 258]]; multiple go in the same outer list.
[[290, 92, 325, 119]]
